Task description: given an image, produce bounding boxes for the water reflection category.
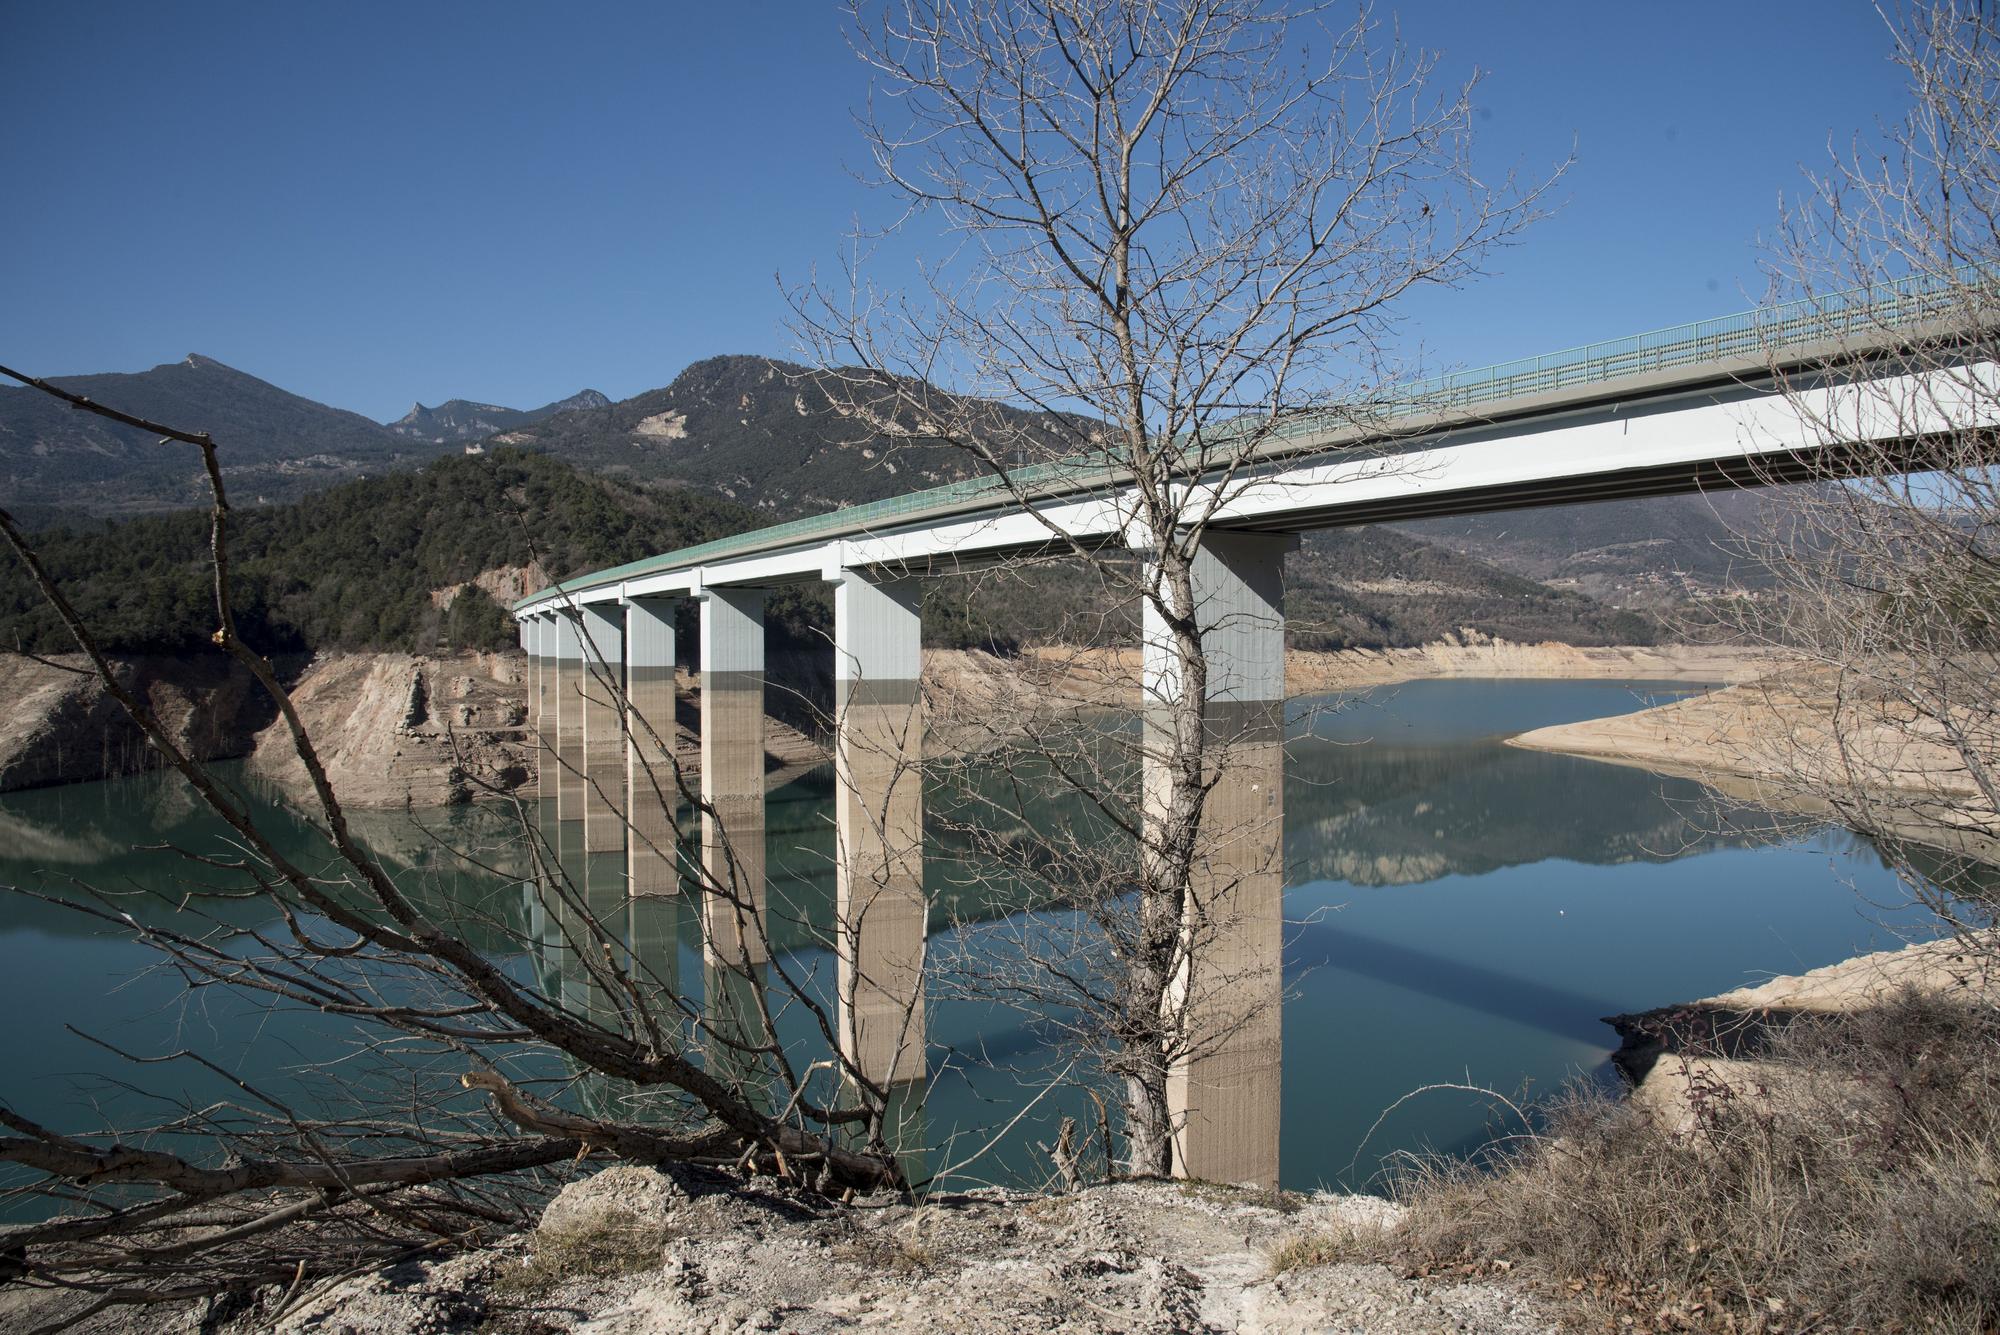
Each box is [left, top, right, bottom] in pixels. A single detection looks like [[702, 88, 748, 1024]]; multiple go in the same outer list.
[[1285, 732, 1777, 887], [0, 679, 1941, 1191]]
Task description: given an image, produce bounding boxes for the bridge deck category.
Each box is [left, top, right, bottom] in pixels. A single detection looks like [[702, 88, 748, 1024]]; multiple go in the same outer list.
[[518, 273, 1983, 614]]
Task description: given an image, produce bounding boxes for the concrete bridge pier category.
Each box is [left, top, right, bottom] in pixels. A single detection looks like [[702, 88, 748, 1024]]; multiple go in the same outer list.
[[698, 585, 769, 970], [578, 604, 628, 871], [519, 614, 540, 779], [553, 611, 587, 828], [1144, 532, 1289, 1189], [624, 595, 683, 899], [529, 613, 557, 825], [831, 570, 927, 1089]]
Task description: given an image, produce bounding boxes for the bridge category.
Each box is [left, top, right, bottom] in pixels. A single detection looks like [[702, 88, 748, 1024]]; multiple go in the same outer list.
[[514, 277, 1997, 1186]]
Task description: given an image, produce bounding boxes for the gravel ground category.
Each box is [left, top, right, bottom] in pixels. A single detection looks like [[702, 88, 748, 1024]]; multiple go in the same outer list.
[[1, 1168, 1559, 1333], [260, 1169, 1557, 1334]]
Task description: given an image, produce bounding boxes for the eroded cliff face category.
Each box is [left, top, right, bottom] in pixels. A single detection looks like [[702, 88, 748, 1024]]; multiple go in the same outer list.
[[0, 645, 836, 809], [0, 649, 534, 808], [247, 651, 534, 807], [0, 653, 274, 792]]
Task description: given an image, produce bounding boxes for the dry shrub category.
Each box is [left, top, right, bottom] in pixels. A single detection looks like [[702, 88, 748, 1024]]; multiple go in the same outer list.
[[1266, 1230, 1354, 1275], [494, 1207, 676, 1295], [1392, 992, 2000, 1332], [1266, 1219, 1387, 1276]]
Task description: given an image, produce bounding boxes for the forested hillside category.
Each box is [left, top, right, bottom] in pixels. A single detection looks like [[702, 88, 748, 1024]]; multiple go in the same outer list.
[[2, 446, 1655, 664], [1397, 490, 1777, 606], [0, 450, 757, 656], [1288, 528, 1658, 648]]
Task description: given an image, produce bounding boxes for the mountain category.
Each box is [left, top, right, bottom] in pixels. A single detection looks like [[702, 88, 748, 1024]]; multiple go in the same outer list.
[[1395, 492, 1777, 607], [386, 388, 612, 445], [0, 350, 1720, 654], [489, 355, 1043, 514], [1287, 526, 1655, 648], [0, 355, 449, 515], [2, 351, 1776, 621]]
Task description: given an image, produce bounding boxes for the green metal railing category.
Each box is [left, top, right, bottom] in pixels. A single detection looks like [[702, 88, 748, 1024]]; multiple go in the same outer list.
[[521, 268, 1986, 608], [1321, 267, 1974, 433]]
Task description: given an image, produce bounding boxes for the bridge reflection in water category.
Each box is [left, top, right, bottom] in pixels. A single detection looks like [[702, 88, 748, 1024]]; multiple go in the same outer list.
[[511, 676, 1891, 1190], [0, 682, 1919, 1191], [514, 277, 1993, 1186]]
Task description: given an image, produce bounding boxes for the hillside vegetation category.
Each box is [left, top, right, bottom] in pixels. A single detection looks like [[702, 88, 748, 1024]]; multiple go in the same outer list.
[[0, 450, 757, 656], [1398, 492, 1774, 606], [1289, 528, 1656, 649], [3, 444, 1658, 664]]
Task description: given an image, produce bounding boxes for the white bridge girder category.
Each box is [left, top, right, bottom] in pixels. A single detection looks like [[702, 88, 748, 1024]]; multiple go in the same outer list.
[[519, 360, 2000, 611]]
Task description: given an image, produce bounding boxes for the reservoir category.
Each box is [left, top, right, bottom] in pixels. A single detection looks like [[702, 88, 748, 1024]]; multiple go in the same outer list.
[[0, 678, 1929, 1197]]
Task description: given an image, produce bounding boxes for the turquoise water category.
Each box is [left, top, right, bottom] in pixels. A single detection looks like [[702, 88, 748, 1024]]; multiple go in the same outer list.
[[0, 678, 1930, 1195]]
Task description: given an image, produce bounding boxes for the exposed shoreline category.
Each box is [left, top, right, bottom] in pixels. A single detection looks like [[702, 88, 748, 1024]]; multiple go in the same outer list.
[[1, 639, 1775, 806], [1606, 934, 1996, 1129], [1506, 669, 2000, 865]]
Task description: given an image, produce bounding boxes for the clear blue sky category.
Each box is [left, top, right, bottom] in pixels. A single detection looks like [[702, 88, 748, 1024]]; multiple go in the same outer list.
[[1, 2, 1910, 423]]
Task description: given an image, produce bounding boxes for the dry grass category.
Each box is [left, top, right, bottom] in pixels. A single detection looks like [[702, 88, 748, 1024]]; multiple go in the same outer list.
[[493, 1208, 677, 1296], [1265, 1225, 1374, 1276], [1388, 991, 2000, 1332], [831, 1231, 943, 1275]]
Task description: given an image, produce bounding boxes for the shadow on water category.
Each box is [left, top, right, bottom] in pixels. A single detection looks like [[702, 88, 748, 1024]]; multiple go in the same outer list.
[[1290, 923, 1622, 1047]]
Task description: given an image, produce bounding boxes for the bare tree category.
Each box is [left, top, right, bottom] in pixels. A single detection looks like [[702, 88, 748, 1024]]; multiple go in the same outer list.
[[1708, 1, 2000, 958], [0, 368, 915, 1321], [794, 0, 1561, 1176]]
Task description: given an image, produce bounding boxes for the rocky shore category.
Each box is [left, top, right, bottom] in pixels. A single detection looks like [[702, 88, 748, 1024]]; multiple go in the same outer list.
[[1605, 935, 1997, 1130], [0, 651, 276, 791], [1, 639, 1770, 808]]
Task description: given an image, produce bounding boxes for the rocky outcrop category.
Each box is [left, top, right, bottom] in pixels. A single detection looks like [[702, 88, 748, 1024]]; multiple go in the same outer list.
[[0, 652, 275, 792], [247, 651, 534, 807], [429, 562, 550, 612], [1604, 936, 1997, 1127]]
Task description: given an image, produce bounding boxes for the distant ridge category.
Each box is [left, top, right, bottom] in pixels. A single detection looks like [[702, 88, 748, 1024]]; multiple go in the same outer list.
[[492, 354, 1047, 513], [388, 388, 612, 445], [0, 355, 440, 514]]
